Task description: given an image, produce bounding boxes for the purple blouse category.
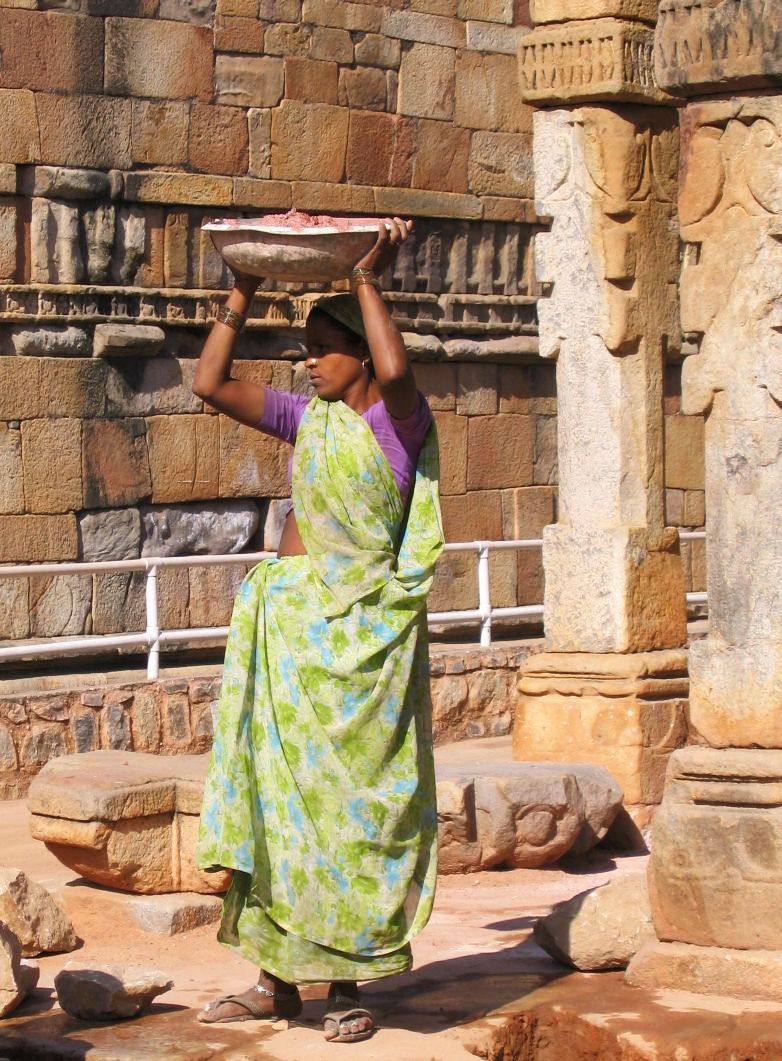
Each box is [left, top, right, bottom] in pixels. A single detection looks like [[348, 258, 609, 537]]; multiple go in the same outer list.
[[258, 389, 433, 504]]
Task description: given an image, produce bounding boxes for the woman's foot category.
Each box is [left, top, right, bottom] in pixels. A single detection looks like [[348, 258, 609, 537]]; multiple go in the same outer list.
[[197, 971, 302, 1024], [323, 981, 375, 1043]]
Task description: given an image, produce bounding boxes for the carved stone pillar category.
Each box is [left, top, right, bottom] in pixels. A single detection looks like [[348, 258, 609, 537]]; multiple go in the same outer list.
[[514, 2, 688, 831], [627, 37, 782, 995]]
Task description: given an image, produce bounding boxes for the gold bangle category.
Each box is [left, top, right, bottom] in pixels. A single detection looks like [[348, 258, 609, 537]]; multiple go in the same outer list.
[[215, 305, 246, 332], [350, 274, 381, 296]]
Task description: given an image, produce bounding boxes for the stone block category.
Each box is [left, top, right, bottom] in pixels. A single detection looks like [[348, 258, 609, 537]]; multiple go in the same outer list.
[[29, 574, 91, 636], [21, 418, 82, 514], [302, 0, 380, 30], [515, 649, 690, 805], [432, 412, 467, 495], [141, 500, 260, 556], [131, 101, 189, 166], [0, 201, 17, 280], [0, 923, 39, 1020], [92, 572, 146, 635], [0, 579, 30, 639], [218, 416, 290, 498], [682, 489, 705, 527], [398, 42, 455, 122], [534, 414, 558, 485], [284, 57, 338, 105], [247, 108, 272, 179], [258, 0, 298, 14], [159, 0, 215, 23], [289, 180, 375, 213], [105, 358, 202, 417], [535, 872, 655, 971], [93, 324, 165, 360], [382, 7, 464, 46], [374, 186, 481, 219], [0, 164, 17, 195], [460, 0, 513, 18], [531, 0, 657, 18], [0, 423, 24, 515], [456, 363, 498, 416], [501, 485, 556, 540], [218, 0, 259, 11], [0, 867, 77, 957], [43, 358, 106, 418], [264, 20, 312, 56], [105, 17, 212, 100], [346, 112, 413, 188], [83, 202, 115, 283], [9, 326, 89, 358], [627, 941, 782, 1003], [354, 33, 401, 70], [456, 53, 531, 134], [0, 515, 78, 561], [233, 177, 292, 209], [271, 100, 349, 182], [340, 65, 386, 113], [123, 171, 234, 207], [0, 11, 104, 94], [189, 563, 247, 627], [469, 131, 534, 199], [215, 54, 284, 109], [664, 415, 704, 491], [70, 709, 99, 753], [215, 13, 264, 52], [30, 199, 84, 285], [37, 93, 132, 170], [125, 892, 222, 935], [412, 119, 470, 194], [428, 549, 477, 613], [519, 19, 672, 106], [441, 490, 502, 541], [83, 419, 151, 510], [189, 103, 249, 175], [468, 414, 534, 491], [0, 89, 39, 163], [20, 723, 68, 769], [19, 165, 110, 199], [309, 26, 353, 62], [55, 963, 173, 1020], [146, 415, 220, 504], [413, 362, 456, 411]]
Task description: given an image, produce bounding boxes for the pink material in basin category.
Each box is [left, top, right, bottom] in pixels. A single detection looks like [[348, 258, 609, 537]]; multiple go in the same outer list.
[[204, 209, 389, 282]]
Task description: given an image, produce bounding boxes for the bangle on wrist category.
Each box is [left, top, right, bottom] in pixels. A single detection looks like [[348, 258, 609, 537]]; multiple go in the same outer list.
[[215, 305, 246, 332], [350, 267, 381, 296]]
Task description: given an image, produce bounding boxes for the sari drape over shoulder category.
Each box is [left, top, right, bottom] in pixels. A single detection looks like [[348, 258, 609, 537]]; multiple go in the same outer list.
[[196, 397, 444, 982]]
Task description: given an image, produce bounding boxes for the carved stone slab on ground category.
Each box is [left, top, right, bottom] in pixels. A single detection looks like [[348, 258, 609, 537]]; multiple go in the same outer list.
[[534, 871, 655, 970], [0, 922, 39, 1019], [55, 963, 173, 1020], [28, 739, 622, 893], [0, 868, 77, 957]]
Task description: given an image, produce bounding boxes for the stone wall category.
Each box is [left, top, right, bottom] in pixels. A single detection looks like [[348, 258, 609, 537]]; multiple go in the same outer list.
[[0, 642, 529, 799]]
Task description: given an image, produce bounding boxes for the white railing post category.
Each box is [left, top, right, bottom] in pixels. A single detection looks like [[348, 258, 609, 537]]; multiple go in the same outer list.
[[478, 543, 492, 647], [145, 562, 160, 681]]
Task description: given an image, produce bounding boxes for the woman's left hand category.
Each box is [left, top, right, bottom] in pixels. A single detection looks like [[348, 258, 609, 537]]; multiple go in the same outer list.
[[354, 217, 413, 277]]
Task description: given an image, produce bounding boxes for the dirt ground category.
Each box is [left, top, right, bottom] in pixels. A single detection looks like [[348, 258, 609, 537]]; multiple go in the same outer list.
[[2, 800, 782, 1060]]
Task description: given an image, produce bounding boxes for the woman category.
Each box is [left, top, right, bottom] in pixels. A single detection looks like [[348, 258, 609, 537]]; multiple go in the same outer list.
[[192, 218, 444, 1044]]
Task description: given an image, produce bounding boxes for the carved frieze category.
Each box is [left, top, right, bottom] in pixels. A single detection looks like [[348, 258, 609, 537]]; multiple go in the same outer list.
[[519, 19, 675, 106], [655, 0, 782, 95]]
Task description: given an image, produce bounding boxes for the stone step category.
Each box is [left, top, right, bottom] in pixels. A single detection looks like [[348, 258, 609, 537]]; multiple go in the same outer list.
[[27, 739, 622, 893]]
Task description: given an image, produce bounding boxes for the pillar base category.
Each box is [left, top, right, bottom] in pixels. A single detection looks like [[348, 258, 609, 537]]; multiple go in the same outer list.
[[514, 649, 688, 806], [627, 941, 782, 1003]]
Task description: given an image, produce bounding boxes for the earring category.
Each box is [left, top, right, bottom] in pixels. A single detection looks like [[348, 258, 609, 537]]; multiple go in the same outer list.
[[362, 358, 370, 369]]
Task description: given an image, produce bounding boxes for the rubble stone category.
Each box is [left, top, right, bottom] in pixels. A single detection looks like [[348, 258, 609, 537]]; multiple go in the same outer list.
[[0, 923, 39, 1020], [534, 872, 654, 971], [0, 868, 78, 958], [78, 509, 141, 561], [11, 326, 88, 358], [93, 324, 165, 359], [126, 893, 222, 936], [55, 963, 173, 1020], [140, 500, 259, 556]]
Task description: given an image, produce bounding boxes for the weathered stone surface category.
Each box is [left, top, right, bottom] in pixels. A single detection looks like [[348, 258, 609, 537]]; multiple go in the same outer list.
[[271, 100, 349, 182], [159, 0, 215, 23], [309, 25, 353, 62], [11, 325, 88, 357], [0, 423, 23, 515], [516, 650, 689, 806], [78, 508, 141, 561], [354, 32, 401, 69], [55, 963, 173, 1020], [456, 53, 529, 133], [469, 131, 534, 198], [141, 501, 259, 556], [30, 199, 84, 285], [520, 19, 671, 106], [535, 872, 654, 971], [126, 893, 222, 936], [382, 7, 464, 47], [655, 0, 782, 96], [188, 563, 247, 627], [189, 102, 248, 175], [21, 418, 82, 514], [346, 111, 413, 187], [146, 415, 219, 504], [37, 93, 132, 170], [531, 0, 658, 21], [398, 42, 455, 121], [19, 165, 110, 199], [0, 868, 77, 957], [0, 514, 78, 562], [247, 107, 272, 178], [0, 10, 104, 94], [0, 923, 39, 1019], [627, 941, 782, 1003], [215, 54, 284, 108], [131, 100, 189, 166], [29, 574, 92, 637], [0, 88, 40, 163], [218, 417, 290, 498], [93, 324, 165, 359], [83, 419, 151, 509], [105, 17, 212, 100], [467, 414, 534, 490], [106, 357, 202, 417], [0, 201, 17, 279]]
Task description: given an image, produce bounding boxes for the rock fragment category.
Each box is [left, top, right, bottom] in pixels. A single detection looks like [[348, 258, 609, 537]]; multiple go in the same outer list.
[[0, 922, 39, 1018], [55, 963, 173, 1020], [0, 868, 78, 957], [534, 870, 654, 971]]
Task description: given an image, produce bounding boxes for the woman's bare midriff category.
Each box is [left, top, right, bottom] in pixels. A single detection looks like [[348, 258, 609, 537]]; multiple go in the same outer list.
[[277, 509, 307, 557]]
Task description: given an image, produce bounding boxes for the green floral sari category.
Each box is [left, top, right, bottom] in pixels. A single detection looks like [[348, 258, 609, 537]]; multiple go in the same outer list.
[[196, 396, 443, 983]]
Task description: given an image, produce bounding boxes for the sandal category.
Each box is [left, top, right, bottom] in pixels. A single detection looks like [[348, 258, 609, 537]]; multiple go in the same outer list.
[[323, 993, 375, 1044], [197, 982, 303, 1024]]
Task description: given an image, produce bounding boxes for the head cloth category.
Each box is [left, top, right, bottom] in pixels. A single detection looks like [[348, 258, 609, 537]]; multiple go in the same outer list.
[[310, 293, 367, 341]]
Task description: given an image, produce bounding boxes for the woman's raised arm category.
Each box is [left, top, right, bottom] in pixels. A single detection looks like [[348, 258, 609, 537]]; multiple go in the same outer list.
[[192, 274, 267, 427], [352, 218, 418, 420]]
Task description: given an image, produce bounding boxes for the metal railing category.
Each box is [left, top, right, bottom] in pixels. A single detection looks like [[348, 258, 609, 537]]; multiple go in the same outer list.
[[0, 532, 707, 680]]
